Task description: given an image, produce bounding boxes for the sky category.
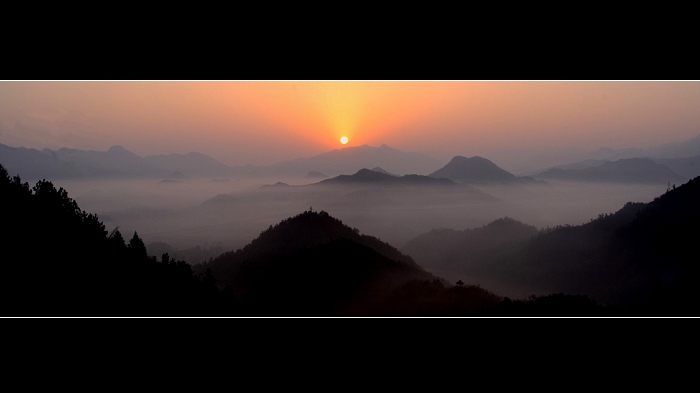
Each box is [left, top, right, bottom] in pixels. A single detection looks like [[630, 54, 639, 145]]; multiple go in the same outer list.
[[1, 81, 699, 166]]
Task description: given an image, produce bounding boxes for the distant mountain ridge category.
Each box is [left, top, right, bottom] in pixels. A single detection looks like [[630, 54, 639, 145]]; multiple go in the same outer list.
[[259, 144, 444, 177], [491, 134, 700, 175], [536, 157, 685, 183], [205, 168, 498, 209], [1, 143, 444, 180], [320, 168, 456, 186], [0, 143, 170, 180], [144, 152, 231, 176], [653, 155, 700, 180]]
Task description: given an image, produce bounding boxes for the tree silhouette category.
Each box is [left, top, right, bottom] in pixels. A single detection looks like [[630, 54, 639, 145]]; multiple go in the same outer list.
[[128, 232, 148, 260]]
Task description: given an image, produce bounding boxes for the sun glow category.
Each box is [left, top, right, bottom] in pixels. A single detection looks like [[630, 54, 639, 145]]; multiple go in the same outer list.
[[340, 136, 348, 144]]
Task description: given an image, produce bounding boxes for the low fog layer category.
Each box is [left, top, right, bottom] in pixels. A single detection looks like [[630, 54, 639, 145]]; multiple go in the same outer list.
[[56, 175, 667, 265], [3, 140, 684, 267]]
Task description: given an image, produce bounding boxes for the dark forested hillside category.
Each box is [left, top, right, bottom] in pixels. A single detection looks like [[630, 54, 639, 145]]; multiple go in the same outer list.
[[0, 161, 652, 316], [403, 176, 700, 313], [194, 210, 445, 315], [404, 217, 538, 268], [514, 178, 700, 310], [0, 164, 226, 316]]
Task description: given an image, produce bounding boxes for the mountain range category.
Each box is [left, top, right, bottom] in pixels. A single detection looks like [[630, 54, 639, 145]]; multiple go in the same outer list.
[[0, 144, 173, 180], [5, 133, 700, 184], [543, 155, 700, 182], [320, 168, 457, 187], [0, 143, 444, 180], [536, 158, 686, 184]]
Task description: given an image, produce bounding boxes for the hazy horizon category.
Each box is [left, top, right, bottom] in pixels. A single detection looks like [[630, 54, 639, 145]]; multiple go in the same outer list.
[[2, 81, 700, 169]]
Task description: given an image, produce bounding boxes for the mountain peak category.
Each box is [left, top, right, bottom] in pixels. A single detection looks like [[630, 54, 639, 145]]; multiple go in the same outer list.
[[430, 156, 516, 183], [214, 209, 421, 268], [106, 145, 142, 159]]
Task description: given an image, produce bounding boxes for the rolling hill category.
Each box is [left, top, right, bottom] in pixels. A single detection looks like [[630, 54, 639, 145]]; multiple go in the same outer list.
[[194, 210, 441, 315], [402, 175, 700, 312], [428, 156, 540, 184]]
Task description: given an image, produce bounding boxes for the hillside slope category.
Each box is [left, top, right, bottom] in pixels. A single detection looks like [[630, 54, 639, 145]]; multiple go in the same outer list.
[[196, 210, 441, 315]]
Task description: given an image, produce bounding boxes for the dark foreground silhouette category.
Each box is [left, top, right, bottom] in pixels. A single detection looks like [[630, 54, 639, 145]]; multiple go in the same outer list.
[[0, 163, 631, 316], [0, 164, 228, 316], [403, 176, 700, 315]]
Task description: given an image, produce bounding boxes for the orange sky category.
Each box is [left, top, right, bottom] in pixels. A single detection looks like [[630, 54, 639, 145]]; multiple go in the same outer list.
[[1, 81, 699, 165]]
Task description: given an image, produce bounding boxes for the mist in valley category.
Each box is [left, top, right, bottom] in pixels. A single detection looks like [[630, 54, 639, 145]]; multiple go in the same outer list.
[[57, 174, 666, 270]]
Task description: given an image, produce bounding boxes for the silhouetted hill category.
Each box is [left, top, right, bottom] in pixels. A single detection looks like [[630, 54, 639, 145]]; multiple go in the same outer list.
[[402, 217, 538, 297], [403, 217, 538, 271], [515, 178, 700, 310], [536, 157, 684, 184], [204, 210, 423, 270], [403, 176, 700, 312], [320, 168, 456, 186], [0, 143, 81, 179], [202, 167, 497, 211], [429, 156, 537, 184], [0, 164, 227, 316], [195, 210, 439, 315], [144, 152, 232, 176], [0, 162, 636, 316]]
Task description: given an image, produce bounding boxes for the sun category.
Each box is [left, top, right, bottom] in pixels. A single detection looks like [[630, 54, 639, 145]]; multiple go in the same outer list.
[[340, 136, 349, 144]]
